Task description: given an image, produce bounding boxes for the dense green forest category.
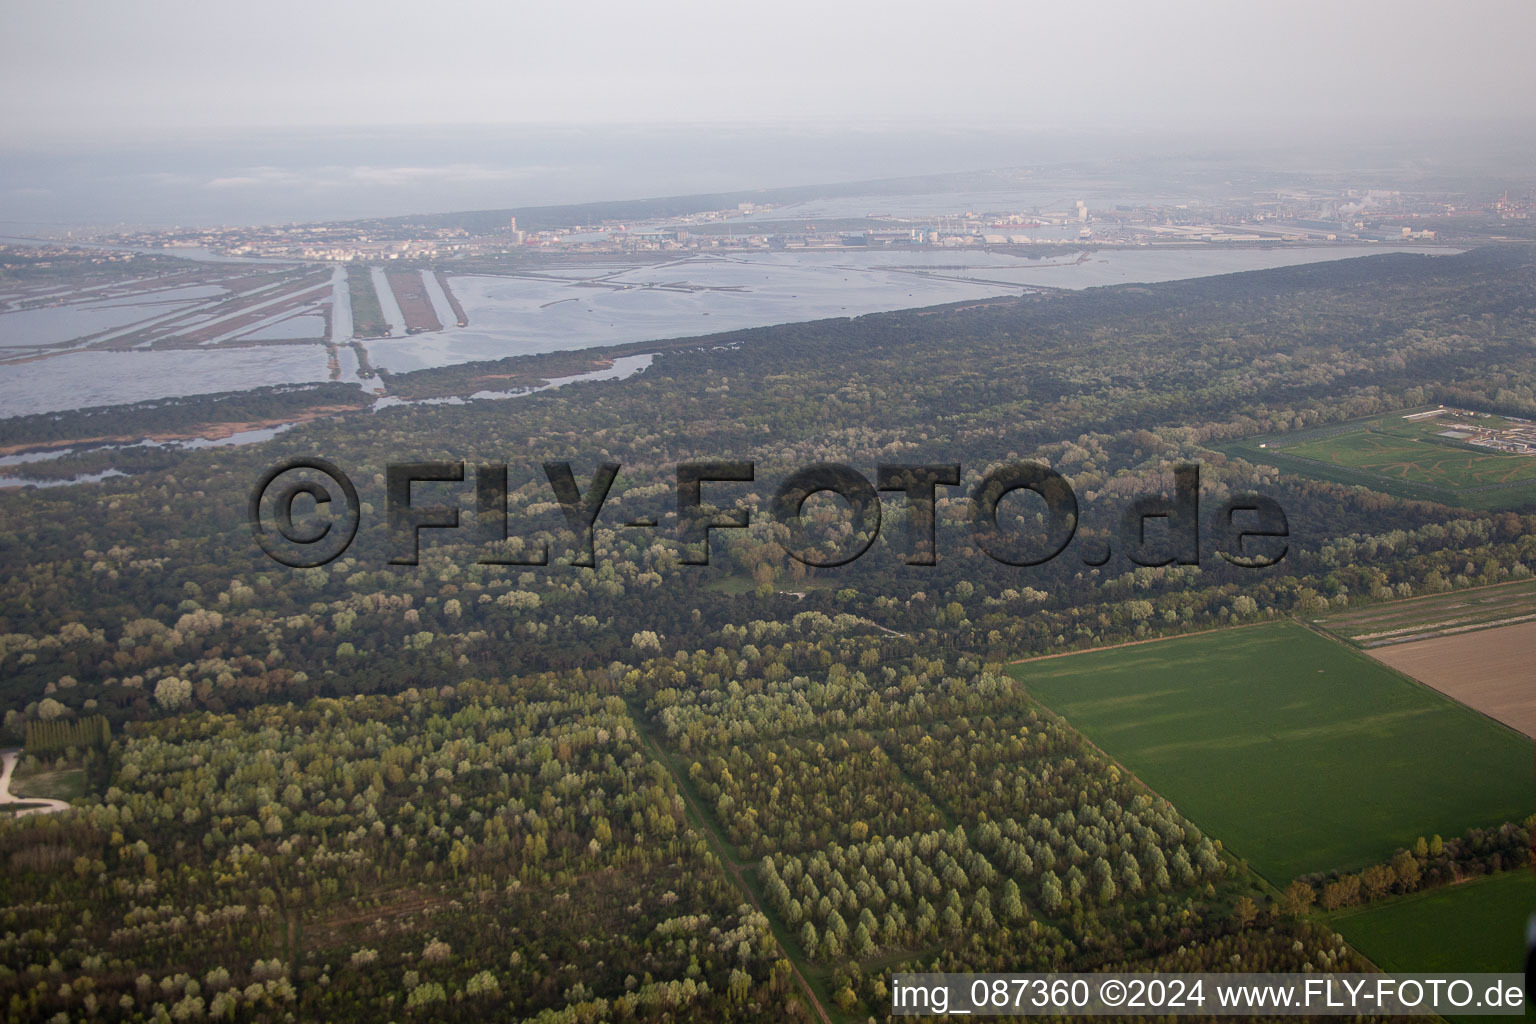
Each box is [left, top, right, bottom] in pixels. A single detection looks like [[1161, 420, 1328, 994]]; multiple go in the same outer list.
[[2, 246, 1534, 1021]]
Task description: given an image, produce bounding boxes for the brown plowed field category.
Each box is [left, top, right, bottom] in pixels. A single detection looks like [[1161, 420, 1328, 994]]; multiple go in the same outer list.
[[386, 269, 442, 332], [1367, 619, 1536, 737]]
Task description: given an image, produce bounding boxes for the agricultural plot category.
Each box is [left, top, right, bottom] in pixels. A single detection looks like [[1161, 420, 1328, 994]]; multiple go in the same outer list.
[[1310, 582, 1536, 736], [385, 268, 444, 333], [1366, 621, 1536, 738], [1328, 870, 1535, 974], [1009, 622, 1534, 884], [0, 262, 333, 360], [1223, 409, 1536, 509], [346, 263, 387, 337], [1309, 579, 1536, 648]]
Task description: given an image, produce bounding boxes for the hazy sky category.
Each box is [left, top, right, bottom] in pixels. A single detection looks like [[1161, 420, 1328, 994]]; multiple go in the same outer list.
[[4, 0, 1534, 142]]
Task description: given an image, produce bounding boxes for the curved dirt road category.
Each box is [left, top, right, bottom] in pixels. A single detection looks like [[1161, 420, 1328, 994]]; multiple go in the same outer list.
[[0, 749, 70, 816]]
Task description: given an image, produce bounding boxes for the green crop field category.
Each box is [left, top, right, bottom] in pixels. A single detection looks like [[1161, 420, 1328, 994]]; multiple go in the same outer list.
[[1329, 870, 1535, 974], [346, 263, 388, 338], [1008, 622, 1534, 884], [1221, 410, 1536, 509]]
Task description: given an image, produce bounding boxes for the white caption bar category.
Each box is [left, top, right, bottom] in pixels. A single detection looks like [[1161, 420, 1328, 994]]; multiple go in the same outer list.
[[890, 972, 1527, 1016]]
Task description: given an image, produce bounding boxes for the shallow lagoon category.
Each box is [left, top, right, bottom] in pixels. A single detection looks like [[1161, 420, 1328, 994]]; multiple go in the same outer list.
[[0, 245, 1453, 414], [365, 246, 1447, 372], [0, 345, 329, 416]]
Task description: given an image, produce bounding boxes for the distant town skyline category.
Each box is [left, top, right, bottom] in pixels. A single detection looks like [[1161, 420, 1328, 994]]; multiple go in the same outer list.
[[3, 0, 1534, 143]]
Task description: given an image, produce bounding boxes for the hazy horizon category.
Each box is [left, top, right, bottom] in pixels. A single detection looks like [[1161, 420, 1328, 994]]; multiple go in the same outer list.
[[4, 0, 1534, 140], [2, 119, 1533, 229], [3, 0, 1534, 227]]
